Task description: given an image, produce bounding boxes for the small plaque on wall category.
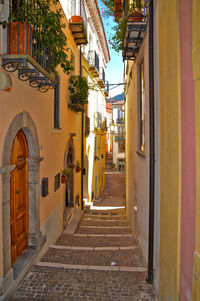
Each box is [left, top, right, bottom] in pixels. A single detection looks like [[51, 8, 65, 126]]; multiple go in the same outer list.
[[54, 173, 60, 191]]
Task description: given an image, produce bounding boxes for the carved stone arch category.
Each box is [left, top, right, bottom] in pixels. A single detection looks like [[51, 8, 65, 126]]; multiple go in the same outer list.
[[0, 111, 43, 293]]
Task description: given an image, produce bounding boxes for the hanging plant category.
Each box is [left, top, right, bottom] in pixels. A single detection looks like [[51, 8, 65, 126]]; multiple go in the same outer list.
[[0, 0, 73, 74], [69, 75, 89, 104]]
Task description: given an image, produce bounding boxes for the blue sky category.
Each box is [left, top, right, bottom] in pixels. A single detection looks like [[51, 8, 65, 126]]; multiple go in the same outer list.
[[98, 0, 124, 97]]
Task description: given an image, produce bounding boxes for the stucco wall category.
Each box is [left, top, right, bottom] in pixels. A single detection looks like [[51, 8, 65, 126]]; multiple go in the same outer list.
[[159, 0, 181, 300], [125, 36, 150, 262]]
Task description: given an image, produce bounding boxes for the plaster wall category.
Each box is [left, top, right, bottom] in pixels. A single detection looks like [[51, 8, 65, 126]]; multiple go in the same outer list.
[[179, 1, 196, 300], [125, 36, 150, 262], [192, 0, 200, 299], [158, 0, 181, 300]]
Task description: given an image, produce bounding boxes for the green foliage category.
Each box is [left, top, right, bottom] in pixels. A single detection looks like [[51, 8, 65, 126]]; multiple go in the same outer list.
[[101, 0, 144, 52], [0, 0, 73, 74], [61, 166, 73, 178], [69, 75, 89, 104]]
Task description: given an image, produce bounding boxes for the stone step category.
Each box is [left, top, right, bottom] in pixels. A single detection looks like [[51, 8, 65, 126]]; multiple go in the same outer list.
[[80, 220, 129, 227], [56, 233, 137, 247], [41, 247, 146, 268], [83, 214, 127, 221], [76, 226, 131, 235]]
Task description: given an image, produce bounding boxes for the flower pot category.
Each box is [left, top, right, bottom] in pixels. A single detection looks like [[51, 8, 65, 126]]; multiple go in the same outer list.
[[61, 176, 68, 184], [7, 22, 33, 55], [129, 12, 144, 22], [76, 167, 81, 173], [71, 16, 82, 23]]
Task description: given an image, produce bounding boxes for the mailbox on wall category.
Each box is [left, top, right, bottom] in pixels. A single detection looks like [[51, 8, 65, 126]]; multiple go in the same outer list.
[[42, 178, 49, 197]]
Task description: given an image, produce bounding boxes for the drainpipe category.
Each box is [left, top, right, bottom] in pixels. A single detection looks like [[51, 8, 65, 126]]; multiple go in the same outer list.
[[147, 0, 155, 284], [80, 0, 84, 211]]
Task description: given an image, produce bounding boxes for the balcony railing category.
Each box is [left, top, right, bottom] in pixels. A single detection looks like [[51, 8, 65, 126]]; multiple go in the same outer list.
[[88, 50, 99, 76], [1, 2, 58, 92], [123, 1, 148, 61]]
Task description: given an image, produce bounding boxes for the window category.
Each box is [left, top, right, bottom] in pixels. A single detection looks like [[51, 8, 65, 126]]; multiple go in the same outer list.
[[138, 59, 145, 152], [54, 77, 60, 129], [71, 0, 76, 16]]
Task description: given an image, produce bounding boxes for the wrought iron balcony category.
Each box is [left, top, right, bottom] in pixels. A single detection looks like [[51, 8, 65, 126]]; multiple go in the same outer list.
[[123, 4, 148, 61], [98, 67, 105, 88], [88, 50, 99, 77], [1, 20, 57, 92]]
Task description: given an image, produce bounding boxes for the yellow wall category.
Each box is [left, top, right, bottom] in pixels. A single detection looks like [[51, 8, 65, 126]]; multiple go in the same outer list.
[[193, 0, 200, 299], [159, 0, 181, 300]]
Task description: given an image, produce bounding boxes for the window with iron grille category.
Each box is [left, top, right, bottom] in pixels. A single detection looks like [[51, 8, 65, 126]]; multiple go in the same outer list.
[[54, 77, 60, 129]]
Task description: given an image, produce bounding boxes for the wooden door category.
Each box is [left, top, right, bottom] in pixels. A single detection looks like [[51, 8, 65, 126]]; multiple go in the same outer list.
[[10, 130, 28, 265]]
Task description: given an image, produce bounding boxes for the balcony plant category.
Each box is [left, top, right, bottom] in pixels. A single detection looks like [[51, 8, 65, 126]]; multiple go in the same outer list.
[[76, 161, 81, 173], [61, 166, 73, 184], [68, 75, 89, 105], [0, 0, 73, 74], [101, 0, 144, 52]]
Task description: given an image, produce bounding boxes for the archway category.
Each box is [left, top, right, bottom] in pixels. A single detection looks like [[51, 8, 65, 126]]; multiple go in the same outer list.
[[64, 136, 75, 208], [0, 111, 43, 290], [83, 155, 88, 199]]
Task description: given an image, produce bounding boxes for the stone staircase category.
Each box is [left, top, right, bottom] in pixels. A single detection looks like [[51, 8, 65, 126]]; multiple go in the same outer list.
[[10, 208, 157, 300]]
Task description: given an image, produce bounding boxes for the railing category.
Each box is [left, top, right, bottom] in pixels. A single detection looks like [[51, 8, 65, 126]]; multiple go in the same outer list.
[[99, 67, 105, 83], [5, 1, 55, 74], [88, 50, 99, 73]]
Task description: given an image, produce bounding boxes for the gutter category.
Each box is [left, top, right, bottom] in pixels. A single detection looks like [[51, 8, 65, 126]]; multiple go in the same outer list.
[[147, 0, 155, 284]]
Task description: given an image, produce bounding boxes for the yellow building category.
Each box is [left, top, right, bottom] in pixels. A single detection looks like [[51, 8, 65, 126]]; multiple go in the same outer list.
[[0, 0, 87, 296]]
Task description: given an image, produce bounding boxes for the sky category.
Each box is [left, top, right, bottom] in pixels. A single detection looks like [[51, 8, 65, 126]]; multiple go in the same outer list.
[[98, 0, 124, 98]]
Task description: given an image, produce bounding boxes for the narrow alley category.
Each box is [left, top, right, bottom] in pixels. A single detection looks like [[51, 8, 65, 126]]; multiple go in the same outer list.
[[9, 170, 156, 300]]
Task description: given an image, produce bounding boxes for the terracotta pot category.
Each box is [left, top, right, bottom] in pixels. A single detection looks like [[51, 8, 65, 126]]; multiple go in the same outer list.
[[61, 176, 68, 184], [76, 167, 81, 173], [7, 22, 33, 55], [129, 12, 144, 22], [71, 16, 82, 23]]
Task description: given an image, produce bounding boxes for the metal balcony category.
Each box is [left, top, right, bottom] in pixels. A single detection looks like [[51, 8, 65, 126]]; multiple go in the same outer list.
[[123, 7, 148, 61], [88, 50, 99, 77], [98, 67, 105, 88], [2, 21, 57, 92]]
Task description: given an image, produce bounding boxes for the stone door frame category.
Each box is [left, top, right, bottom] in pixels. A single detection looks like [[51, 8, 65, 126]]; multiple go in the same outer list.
[[0, 111, 43, 292]]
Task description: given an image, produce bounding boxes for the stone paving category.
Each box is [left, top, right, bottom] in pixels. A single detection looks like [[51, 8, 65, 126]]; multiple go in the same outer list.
[[9, 171, 157, 301]]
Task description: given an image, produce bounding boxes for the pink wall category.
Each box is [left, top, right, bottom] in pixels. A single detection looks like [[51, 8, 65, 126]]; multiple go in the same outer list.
[[180, 0, 196, 300]]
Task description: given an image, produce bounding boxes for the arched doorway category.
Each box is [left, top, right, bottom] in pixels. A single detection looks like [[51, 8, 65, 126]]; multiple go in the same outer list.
[[0, 112, 43, 292], [83, 155, 88, 199], [66, 147, 74, 207], [10, 130, 28, 265]]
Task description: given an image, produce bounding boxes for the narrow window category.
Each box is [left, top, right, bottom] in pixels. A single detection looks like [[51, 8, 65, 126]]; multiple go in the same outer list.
[[71, 0, 76, 16], [138, 59, 145, 152], [54, 77, 60, 129]]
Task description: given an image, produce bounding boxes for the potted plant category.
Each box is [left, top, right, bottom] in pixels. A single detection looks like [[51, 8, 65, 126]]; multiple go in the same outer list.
[[61, 166, 73, 184], [71, 16, 83, 23], [129, 0, 144, 22], [68, 75, 89, 105], [76, 161, 81, 173], [1, 0, 73, 74]]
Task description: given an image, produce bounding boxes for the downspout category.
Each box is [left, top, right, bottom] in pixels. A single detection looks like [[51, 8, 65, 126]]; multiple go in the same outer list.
[[147, 0, 155, 284], [80, 0, 84, 210]]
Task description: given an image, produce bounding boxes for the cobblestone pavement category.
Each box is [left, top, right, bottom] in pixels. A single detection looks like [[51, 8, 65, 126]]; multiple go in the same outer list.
[[10, 173, 157, 301]]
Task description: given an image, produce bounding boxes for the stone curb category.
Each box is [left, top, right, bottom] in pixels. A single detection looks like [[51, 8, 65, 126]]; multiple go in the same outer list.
[[35, 261, 147, 273], [50, 245, 138, 251]]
